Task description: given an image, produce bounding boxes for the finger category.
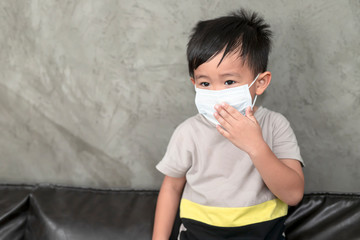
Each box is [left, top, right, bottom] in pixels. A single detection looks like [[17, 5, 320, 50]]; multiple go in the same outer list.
[[216, 124, 231, 139], [221, 102, 243, 120], [214, 104, 235, 125], [214, 111, 232, 130]]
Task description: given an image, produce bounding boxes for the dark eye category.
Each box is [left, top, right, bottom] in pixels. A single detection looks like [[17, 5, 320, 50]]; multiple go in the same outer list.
[[225, 80, 236, 85], [200, 82, 210, 87]]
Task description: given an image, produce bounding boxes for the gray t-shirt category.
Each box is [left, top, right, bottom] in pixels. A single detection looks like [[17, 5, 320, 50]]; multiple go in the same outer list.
[[156, 106, 303, 209]]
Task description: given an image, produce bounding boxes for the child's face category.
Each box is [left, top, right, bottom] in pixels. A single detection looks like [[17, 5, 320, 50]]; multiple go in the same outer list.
[[190, 51, 269, 99]]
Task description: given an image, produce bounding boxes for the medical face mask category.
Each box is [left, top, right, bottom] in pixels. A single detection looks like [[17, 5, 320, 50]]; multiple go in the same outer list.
[[194, 74, 259, 125]]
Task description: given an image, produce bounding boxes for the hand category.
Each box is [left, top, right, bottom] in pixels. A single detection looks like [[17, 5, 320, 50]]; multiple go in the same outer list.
[[214, 103, 265, 156]]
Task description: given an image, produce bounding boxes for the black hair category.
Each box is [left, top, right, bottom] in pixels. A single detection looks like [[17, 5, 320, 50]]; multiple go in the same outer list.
[[187, 9, 272, 78]]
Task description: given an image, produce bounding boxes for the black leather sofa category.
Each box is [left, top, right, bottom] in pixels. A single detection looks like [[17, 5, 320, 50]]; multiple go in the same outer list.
[[1, 184, 359, 240]]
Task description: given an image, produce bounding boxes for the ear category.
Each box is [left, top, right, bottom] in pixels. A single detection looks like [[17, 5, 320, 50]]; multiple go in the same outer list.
[[191, 77, 196, 86], [255, 71, 271, 95]]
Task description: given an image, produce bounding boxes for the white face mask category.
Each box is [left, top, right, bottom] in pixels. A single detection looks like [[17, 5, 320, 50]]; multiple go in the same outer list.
[[194, 74, 259, 125]]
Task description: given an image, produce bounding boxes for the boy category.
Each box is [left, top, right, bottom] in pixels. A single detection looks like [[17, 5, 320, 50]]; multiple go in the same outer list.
[[153, 8, 304, 240]]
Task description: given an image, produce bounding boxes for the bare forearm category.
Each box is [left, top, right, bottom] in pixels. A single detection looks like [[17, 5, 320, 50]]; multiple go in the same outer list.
[[153, 177, 185, 240], [249, 141, 304, 206]]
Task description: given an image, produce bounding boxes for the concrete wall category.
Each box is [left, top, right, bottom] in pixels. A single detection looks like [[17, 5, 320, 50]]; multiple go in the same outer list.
[[0, 0, 359, 192]]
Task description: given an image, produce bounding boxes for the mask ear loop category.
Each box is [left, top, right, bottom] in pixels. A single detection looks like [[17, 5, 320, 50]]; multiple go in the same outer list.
[[248, 74, 260, 109]]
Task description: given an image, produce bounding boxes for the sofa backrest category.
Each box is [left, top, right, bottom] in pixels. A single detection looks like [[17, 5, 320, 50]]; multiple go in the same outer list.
[[0, 185, 157, 240], [285, 193, 360, 240], [1, 184, 360, 240]]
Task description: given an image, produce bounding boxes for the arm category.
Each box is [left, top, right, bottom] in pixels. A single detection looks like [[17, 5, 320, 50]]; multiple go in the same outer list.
[[153, 175, 186, 240], [214, 103, 304, 206], [248, 144, 304, 206]]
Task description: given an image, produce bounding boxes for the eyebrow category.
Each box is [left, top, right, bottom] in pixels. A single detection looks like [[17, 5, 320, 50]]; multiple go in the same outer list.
[[195, 75, 210, 80], [220, 73, 242, 78], [195, 73, 242, 79]]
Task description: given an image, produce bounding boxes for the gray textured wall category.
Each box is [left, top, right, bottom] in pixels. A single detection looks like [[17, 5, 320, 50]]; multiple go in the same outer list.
[[0, 0, 359, 192]]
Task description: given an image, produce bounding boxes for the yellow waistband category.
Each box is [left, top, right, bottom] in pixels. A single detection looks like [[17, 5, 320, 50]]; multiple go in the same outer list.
[[180, 198, 288, 227]]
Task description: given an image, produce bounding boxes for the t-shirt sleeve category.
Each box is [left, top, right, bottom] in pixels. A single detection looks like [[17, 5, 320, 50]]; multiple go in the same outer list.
[[272, 113, 305, 167], [156, 123, 193, 178]]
